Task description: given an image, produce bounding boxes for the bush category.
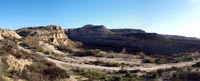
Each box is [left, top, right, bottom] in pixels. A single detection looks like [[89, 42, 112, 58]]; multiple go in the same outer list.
[[67, 40, 83, 49], [94, 53, 105, 57], [182, 57, 193, 62], [155, 58, 166, 64], [0, 61, 4, 81], [21, 37, 45, 52], [106, 71, 141, 81], [2, 55, 32, 75], [156, 69, 165, 74], [143, 57, 155, 63], [73, 69, 142, 81], [73, 50, 100, 57], [23, 60, 70, 81], [89, 60, 121, 67], [72, 69, 107, 81], [146, 71, 159, 80], [104, 62, 121, 67], [171, 72, 200, 81], [143, 57, 168, 64], [0, 40, 17, 56], [55, 45, 74, 53], [44, 67, 70, 79]]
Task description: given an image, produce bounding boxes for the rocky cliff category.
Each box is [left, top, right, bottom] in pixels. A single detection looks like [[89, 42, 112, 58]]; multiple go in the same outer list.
[[16, 25, 68, 45], [0, 29, 21, 39], [66, 25, 200, 55]]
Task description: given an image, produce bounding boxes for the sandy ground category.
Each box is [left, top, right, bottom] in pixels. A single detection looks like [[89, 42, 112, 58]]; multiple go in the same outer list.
[[17, 41, 200, 72], [74, 56, 142, 65]]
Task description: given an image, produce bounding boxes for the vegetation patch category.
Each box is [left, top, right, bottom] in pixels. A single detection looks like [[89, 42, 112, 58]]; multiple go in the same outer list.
[[0, 39, 70, 81], [88, 60, 122, 67], [72, 69, 142, 81], [73, 49, 100, 57]]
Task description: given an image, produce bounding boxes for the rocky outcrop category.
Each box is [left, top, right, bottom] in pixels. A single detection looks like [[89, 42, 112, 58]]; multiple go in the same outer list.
[[0, 29, 21, 39], [66, 25, 200, 55], [16, 25, 68, 45]]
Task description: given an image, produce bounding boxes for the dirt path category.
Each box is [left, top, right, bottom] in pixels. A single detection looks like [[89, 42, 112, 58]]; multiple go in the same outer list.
[[46, 57, 200, 72], [46, 57, 120, 71], [74, 56, 142, 65]]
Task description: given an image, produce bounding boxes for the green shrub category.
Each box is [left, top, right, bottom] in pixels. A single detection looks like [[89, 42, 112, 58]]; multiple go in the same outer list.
[[89, 60, 121, 67], [73, 69, 142, 81], [182, 57, 193, 62], [142, 57, 155, 63], [155, 58, 166, 64], [94, 53, 105, 57], [72, 69, 107, 81], [73, 50, 100, 57]]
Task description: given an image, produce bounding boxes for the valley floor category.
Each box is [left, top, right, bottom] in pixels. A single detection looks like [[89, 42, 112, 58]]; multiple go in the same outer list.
[[18, 41, 200, 72]]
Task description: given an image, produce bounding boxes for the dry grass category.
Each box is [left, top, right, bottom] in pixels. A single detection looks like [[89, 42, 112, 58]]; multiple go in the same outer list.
[[21, 37, 45, 52], [4, 55, 32, 73]]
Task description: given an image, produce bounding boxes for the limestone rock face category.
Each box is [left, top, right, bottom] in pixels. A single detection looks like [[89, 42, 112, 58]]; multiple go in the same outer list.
[[0, 29, 21, 39], [16, 25, 68, 45]]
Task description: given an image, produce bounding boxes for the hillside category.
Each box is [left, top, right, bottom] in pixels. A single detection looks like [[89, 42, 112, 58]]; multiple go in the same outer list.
[[66, 24, 200, 55]]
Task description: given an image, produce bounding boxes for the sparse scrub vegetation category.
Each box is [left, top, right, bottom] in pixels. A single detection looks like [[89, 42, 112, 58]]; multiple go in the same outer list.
[[55, 45, 75, 53], [142, 57, 156, 63], [67, 40, 83, 48], [0, 39, 70, 81], [0, 61, 5, 81], [3, 55, 32, 75], [72, 69, 142, 81], [143, 56, 194, 64], [21, 53, 70, 81], [88, 60, 122, 67], [72, 69, 107, 81], [21, 37, 45, 53], [142, 66, 200, 81]]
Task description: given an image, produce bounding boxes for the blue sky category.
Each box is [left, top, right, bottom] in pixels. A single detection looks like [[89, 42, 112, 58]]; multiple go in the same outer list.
[[0, 0, 200, 37]]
